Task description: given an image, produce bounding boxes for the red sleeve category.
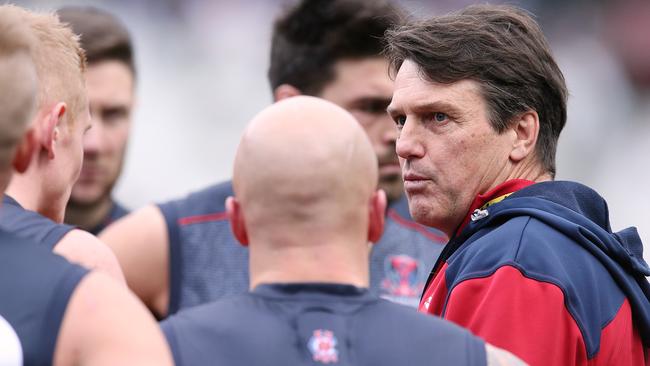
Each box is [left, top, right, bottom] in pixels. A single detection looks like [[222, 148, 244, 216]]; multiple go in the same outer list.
[[443, 265, 587, 366]]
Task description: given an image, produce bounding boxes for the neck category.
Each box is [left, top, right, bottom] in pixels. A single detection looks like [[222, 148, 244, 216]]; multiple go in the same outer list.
[[65, 196, 112, 231], [505, 159, 552, 186], [249, 234, 370, 290], [6, 172, 66, 223]]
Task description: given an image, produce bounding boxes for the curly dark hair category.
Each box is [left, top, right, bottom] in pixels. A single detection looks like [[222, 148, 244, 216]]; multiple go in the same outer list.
[[385, 4, 567, 177], [268, 0, 404, 95]]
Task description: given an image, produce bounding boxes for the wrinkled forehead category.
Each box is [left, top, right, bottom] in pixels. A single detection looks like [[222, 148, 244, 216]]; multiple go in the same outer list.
[[388, 60, 485, 115]]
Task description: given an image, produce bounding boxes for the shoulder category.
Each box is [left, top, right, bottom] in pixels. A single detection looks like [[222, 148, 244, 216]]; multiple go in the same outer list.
[[0, 203, 73, 250], [158, 181, 233, 220], [163, 294, 261, 335], [54, 229, 126, 283]]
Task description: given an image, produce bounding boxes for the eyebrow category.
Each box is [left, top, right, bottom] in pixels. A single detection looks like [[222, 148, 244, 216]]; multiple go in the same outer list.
[[387, 100, 463, 117]]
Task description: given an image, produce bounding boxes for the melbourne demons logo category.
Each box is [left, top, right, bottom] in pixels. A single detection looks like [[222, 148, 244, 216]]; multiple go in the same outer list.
[[381, 255, 424, 297], [307, 329, 339, 364]]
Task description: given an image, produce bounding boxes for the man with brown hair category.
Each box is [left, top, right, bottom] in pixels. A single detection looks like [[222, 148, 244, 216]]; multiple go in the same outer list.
[[58, 6, 134, 235], [0, 5, 124, 282], [385, 4, 650, 365], [0, 6, 172, 365]]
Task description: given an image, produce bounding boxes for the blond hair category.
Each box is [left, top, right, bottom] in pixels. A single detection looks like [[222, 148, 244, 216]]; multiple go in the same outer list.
[[0, 5, 87, 127], [0, 6, 38, 169]]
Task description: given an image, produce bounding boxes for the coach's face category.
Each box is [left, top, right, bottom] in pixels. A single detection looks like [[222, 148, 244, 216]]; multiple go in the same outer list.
[[388, 60, 514, 237], [318, 57, 402, 203], [71, 60, 134, 206]]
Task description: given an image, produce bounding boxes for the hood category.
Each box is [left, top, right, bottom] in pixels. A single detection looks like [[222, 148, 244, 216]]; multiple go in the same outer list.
[[464, 180, 650, 346]]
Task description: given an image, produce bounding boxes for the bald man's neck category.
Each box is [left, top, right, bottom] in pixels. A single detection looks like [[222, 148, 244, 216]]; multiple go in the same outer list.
[[248, 234, 370, 290]]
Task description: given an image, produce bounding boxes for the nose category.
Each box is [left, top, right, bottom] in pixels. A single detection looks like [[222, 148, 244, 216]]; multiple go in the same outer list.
[[395, 117, 424, 160]]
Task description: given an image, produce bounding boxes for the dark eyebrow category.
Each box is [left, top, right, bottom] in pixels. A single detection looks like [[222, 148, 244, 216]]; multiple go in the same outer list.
[[388, 101, 463, 117], [412, 101, 463, 116]]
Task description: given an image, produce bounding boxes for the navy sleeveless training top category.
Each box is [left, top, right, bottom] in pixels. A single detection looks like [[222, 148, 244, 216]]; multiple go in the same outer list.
[[0, 228, 88, 365], [0, 195, 75, 250], [162, 283, 486, 366], [158, 181, 446, 314]]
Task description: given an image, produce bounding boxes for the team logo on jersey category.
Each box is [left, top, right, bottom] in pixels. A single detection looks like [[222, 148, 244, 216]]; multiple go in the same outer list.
[[307, 329, 338, 364], [381, 255, 424, 298]]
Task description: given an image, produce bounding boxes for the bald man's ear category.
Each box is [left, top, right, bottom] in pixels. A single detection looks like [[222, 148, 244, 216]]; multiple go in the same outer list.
[[226, 196, 249, 247], [273, 84, 302, 102], [368, 189, 387, 244], [509, 110, 539, 163], [39, 102, 66, 160]]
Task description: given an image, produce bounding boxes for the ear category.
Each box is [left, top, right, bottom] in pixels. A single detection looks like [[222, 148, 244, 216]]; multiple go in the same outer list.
[[368, 189, 387, 244], [12, 128, 38, 173], [226, 196, 249, 247], [509, 110, 539, 162], [39, 102, 67, 160], [273, 84, 302, 102]]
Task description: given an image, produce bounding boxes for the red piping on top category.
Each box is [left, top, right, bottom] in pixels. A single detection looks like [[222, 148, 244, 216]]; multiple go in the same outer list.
[[178, 212, 228, 226]]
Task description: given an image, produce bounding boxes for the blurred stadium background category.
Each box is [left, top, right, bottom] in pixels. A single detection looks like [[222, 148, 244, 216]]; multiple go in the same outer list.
[[13, 0, 650, 260]]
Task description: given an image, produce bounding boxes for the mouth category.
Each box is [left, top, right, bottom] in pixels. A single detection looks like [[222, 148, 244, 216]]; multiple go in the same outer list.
[[402, 172, 430, 192]]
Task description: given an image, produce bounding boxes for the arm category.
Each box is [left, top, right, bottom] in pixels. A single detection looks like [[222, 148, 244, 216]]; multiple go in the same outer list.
[[53, 271, 173, 366], [54, 229, 126, 285], [486, 343, 528, 366], [443, 265, 584, 365], [99, 205, 170, 318]]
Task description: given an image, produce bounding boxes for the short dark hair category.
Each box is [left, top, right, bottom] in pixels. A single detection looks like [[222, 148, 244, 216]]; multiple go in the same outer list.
[[57, 6, 135, 76], [268, 0, 404, 95], [385, 4, 567, 177]]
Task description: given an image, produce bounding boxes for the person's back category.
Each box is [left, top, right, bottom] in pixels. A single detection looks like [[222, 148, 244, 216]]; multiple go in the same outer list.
[[163, 283, 487, 366], [0, 229, 87, 365], [160, 96, 524, 366]]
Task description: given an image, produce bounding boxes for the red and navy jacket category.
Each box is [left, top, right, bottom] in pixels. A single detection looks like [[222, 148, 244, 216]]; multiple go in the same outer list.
[[420, 180, 650, 365]]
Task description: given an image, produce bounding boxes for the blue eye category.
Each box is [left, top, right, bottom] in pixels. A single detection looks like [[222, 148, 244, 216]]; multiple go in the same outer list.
[[395, 116, 406, 127], [434, 112, 448, 122]]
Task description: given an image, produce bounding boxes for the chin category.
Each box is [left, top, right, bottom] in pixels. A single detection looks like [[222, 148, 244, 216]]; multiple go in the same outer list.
[[69, 190, 105, 207]]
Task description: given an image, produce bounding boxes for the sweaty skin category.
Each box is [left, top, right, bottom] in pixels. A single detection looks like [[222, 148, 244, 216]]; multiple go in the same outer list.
[[229, 96, 384, 289]]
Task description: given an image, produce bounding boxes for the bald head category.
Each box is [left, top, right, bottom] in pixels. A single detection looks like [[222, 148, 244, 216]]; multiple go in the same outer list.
[[233, 96, 378, 235], [0, 8, 38, 178]]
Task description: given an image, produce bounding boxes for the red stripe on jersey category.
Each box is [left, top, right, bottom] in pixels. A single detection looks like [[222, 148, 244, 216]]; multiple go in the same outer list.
[[178, 212, 228, 226], [387, 209, 447, 243]]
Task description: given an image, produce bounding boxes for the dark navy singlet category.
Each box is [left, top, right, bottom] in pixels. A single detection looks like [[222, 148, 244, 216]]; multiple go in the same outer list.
[[158, 181, 447, 314], [0, 195, 75, 250], [0, 228, 88, 365], [161, 283, 486, 366]]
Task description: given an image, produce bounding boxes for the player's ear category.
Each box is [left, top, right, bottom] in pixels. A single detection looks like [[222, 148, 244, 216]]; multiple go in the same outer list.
[[509, 110, 539, 163], [226, 196, 249, 247], [368, 189, 387, 244], [40, 102, 66, 160], [273, 84, 302, 102]]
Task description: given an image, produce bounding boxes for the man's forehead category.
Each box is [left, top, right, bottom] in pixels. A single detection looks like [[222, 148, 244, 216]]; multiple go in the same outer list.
[[389, 63, 483, 112]]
